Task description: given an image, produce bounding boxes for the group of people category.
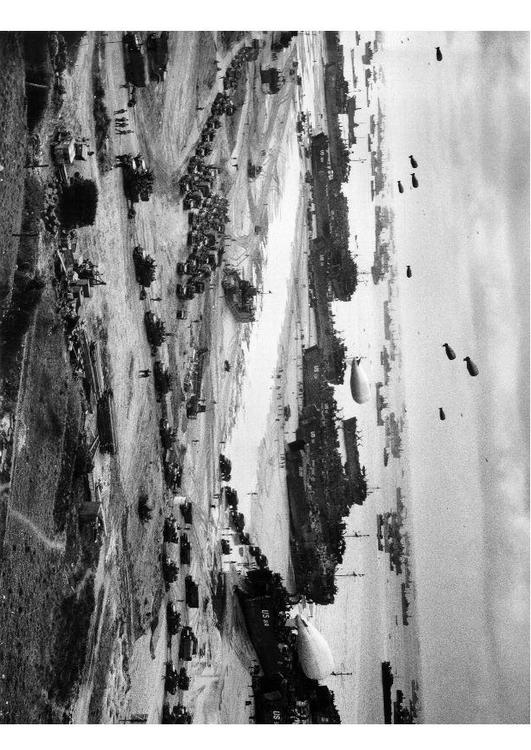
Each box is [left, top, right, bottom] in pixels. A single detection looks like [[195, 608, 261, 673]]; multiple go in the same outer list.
[[114, 111, 134, 136]]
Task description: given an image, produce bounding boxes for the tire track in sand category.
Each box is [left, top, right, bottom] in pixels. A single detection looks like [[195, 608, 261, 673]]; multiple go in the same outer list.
[[8, 509, 65, 553]]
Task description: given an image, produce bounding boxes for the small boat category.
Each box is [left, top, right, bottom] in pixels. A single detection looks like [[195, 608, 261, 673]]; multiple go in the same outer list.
[[439, 407, 446, 421], [411, 173, 419, 188], [409, 155, 418, 169], [406, 265, 412, 278], [397, 180, 404, 193], [436, 47, 443, 62]]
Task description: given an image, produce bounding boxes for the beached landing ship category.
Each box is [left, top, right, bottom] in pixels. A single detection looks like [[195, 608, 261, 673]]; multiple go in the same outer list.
[[222, 268, 257, 322]]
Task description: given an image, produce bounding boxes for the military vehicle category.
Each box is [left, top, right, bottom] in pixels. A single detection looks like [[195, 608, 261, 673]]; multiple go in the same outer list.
[[154, 362, 172, 400], [230, 510, 245, 533], [162, 557, 179, 583], [146, 32, 169, 83], [186, 394, 206, 419], [185, 575, 199, 608], [179, 626, 196, 661], [219, 454, 232, 481], [133, 245, 156, 287], [164, 457, 182, 491], [122, 32, 147, 88], [220, 539, 232, 555], [166, 602, 182, 635], [165, 662, 179, 694], [223, 487, 239, 512], [163, 517, 179, 544], [177, 667, 190, 691], [159, 418, 176, 449], [162, 703, 192, 724], [179, 499, 193, 525], [179, 534, 191, 566], [144, 311, 167, 347]]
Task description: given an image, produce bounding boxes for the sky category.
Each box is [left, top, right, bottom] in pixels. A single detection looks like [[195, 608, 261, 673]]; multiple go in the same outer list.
[[340, 31, 530, 723], [226, 30, 529, 724]]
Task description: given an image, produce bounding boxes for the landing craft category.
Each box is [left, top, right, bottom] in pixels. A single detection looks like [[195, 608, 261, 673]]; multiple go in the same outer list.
[[439, 407, 446, 421], [409, 155, 418, 169], [436, 47, 443, 62], [295, 615, 334, 681], [397, 180, 404, 193], [464, 356, 479, 376], [350, 358, 371, 404], [442, 343, 456, 360], [406, 265, 412, 278], [411, 173, 419, 188]]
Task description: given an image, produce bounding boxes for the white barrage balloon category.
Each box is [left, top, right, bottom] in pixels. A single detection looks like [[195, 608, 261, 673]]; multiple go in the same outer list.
[[350, 358, 371, 404], [296, 615, 334, 680]]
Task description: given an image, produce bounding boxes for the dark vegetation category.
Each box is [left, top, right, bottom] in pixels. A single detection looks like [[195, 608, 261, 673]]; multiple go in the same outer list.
[[51, 574, 95, 703], [0, 34, 98, 711], [138, 493, 154, 522], [0, 174, 45, 407], [219, 31, 245, 51], [93, 75, 112, 172], [0, 33, 28, 313], [23, 32, 53, 131], [92, 37, 113, 172], [59, 175, 98, 228], [61, 32, 86, 70]]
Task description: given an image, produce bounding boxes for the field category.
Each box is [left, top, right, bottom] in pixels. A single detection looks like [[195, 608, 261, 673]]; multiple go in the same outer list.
[[1, 30, 306, 724], [0, 33, 27, 312]]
